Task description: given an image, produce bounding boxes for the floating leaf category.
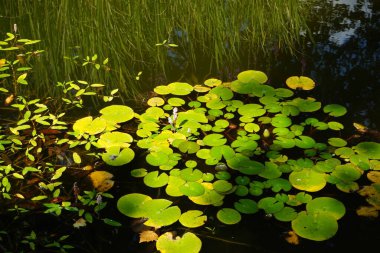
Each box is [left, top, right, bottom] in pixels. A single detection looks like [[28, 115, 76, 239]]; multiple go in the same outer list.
[[180, 182, 205, 196], [273, 207, 298, 222], [89, 171, 114, 192], [144, 171, 169, 188], [100, 105, 134, 123], [102, 146, 135, 166], [291, 211, 338, 241], [353, 142, 380, 159], [323, 104, 347, 117], [189, 183, 224, 205], [237, 70, 268, 84], [97, 131, 133, 149], [234, 199, 259, 214], [217, 208, 241, 225], [306, 197, 345, 220], [156, 232, 202, 253], [117, 193, 152, 218], [289, 169, 326, 192], [328, 138, 347, 147], [139, 230, 159, 243], [168, 82, 193, 95], [179, 210, 207, 228], [203, 134, 227, 147], [286, 76, 315, 90]]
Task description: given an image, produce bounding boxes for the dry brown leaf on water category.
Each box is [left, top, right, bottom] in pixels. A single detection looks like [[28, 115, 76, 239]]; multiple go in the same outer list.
[[284, 231, 299, 245], [139, 230, 158, 243], [73, 218, 87, 228], [367, 171, 380, 183], [356, 206, 379, 218], [88, 171, 114, 192]]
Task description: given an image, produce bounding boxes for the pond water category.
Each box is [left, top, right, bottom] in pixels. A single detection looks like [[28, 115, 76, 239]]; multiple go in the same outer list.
[[0, 0, 379, 253]]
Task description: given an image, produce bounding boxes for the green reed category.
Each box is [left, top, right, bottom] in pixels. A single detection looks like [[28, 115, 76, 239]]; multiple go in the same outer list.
[[0, 0, 309, 100]]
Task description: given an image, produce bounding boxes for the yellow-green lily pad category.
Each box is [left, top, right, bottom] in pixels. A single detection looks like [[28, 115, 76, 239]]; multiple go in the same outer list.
[[286, 76, 315, 90], [354, 142, 380, 159], [97, 131, 133, 149], [100, 105, 134, 123], [306, 197, 346, 220], [156, 232, 202, 253], [217, 208, 241, 225], [179, 210, 207, 228], [147, 97, 165, 106], [143, 171, 169, 188], [102, 146, 135, 166], [117, 193, 152, 218], [237, 70, 268, 84], [289, 169, 326, 192]]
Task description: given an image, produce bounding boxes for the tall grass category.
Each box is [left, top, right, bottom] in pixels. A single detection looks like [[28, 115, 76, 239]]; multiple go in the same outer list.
[[0, 0, 309, 100]]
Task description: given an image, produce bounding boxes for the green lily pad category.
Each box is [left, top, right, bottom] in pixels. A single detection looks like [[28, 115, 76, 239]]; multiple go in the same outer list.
[[100, 105, 134, 123], [258, 197, 284, 214], [209, 86, 234, 100], [295, 136, 316, 149], [292, 211, 338, 241], [189, 183, 225, 205], [97, 131, 133, 148], [238, 104, 266, 117], [353, 142, 380, 159], [117, 193, 152, 218], [258, 162, 282, 179], [286, 76, 315, 90], [143, 171, 169, 188], [234, 185, 249, 196], [180, 168, 203, 182], [179, 210, 207, 228], [237, 70, 268, 84], [73, 116, 106, 135], [147, 97, 165, 106], [273, 206, 298, 222], [102, 146, 135, 166], [289, 169, 326, 192], [204, 78, 222, 87], [227, 154, 264, 175], [213, 180, 233, 193], [168, 82, 193, 95], [144, 204, 181, 228], [271, 115, 292, 128], [217, 208, 242, 225], [275, 88, 294, 98], [323, 104, 347, 117], [165, 176, 186, 197], [203, 134, 227, 147], [234, 199, 259, 214], [146, 151, 170, 166], [306, 197, 345, 220], [180, 182, 205, 196], [130, 168, 148, 178], [156, 232, 202, 253], [328, 138, 347, 147], [331, 164, 362, 182], [168, 97, 186, 106]]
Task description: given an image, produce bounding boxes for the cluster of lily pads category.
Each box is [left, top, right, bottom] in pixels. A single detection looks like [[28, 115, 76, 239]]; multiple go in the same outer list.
[[72, 70, 380, 252]]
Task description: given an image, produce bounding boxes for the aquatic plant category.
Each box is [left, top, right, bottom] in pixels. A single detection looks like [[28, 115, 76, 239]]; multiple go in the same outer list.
[[110, 69, 380, 251]]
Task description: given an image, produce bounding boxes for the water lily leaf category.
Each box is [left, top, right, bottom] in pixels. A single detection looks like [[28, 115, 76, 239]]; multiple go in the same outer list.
[[353, 142, 380, 159], [331, 164, 362, 182], [292, 211, 338, 241], [145, 107, 165, 119], [234, 185, 249, 196], [235, 176, 250, 185], [273, 207, 298, 222], [147, 97, 165, 106], [179, 210, 207, 228], [258, 197, 284, 214], [281, 104, 300, 116], [168, 97, 185, 106], [265, 178, 292, 192], [146, 151, 170, 166], [231, 137, 258, 153], [89, 171, 114, 192], [176, 110, 208, 126], [328, 138, 347, 147], [213, 180, 233, 193], [323, 104, 347, 117], [180, 182, 205, 196], [234, 199, 258, 214], [209, 86, 234, 100], [156, 232, 202, 253], [237, 70, 268, 84], [229, 80, 253, 94], [154, 85, 172, 95], [290, 98, 321, 112], [165, 176, 186, 197], [275, 88, 294, 98], [97, 131, 133, 149], [168, 82, 193, 95], [289, 169, 326, 192], [189, 183, 225, 205], [180, 168, 203, 181], [73, 116, 106, 135], [217, 208, 242, 225], [295, 136, 316, 149], [203, 134, 227, 147], [202, 173, 214, 182], [327, 121, 344, 130], [286, 76, 315, 90], [238, 104, 266, 117], [117, 193, 152, 218], [102, 146, 135, 166], [227, 154, 264, 175], [244, 123, 260, 133], [143, 171, 169, 188], [131, 168, 148, 178], [204, 78, 222, 87], [306, 197, 345, 220], [178, 141, 200, 154], [273, 137, 295, 149], [100, 105, 134, 123], [259, 162, 282, 179], [271, 115, 292, 128], [144, 205, 181, 228]]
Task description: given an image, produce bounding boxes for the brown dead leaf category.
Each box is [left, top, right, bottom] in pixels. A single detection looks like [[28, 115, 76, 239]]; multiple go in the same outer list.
[[367, 171, 380, 183], [88, 171, 114, 192], [139, 230, 158, 243], [284, 231, 299, 245], [356, 206, 379, 218]]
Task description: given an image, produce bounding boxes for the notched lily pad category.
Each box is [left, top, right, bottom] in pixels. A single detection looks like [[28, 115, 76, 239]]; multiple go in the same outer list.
[[286, 76, 315, 90], [100, 105, 134, 123], [179, 210, 207, 228], [156, 232, 202, 253], [217, 208, 242, 224]]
